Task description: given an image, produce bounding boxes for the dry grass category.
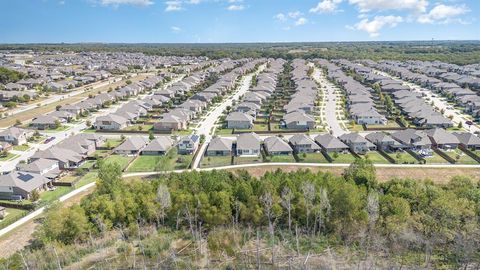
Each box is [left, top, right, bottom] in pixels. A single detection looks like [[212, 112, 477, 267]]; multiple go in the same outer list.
[[228, 165, 480, 183]]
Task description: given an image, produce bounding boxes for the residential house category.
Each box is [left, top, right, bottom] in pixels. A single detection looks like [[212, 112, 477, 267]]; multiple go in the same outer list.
[[30, 115, 64, 130], [16, 158, 61, 180], [94, 114, 128, 130], [425, 128, 460, 149], [453, 132, 480, 150], [177, 135, 200, 155], [0, 171, 51, 200], [226, 112, 254, 129], [314, 134, 349, 153], [142, 136, 175, 155], [113, 137, 149, 156], [264, 136, 293, 156], [206, 137, 233, 156], [289, 134, 321, 153], [339, 133, 375, 154], [236, 132, 261, 156], [0, 127, 33, 145]]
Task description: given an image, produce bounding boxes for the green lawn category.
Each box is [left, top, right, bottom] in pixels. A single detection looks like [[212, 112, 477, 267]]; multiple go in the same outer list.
[[0, 208, 29, 230], [127, 150, 193, 172], [363, 152, 391, 164], [296, 153, 329, 163], [39, 186, 73, 204], [330, 152, 357, 164], [0, 153, 19, 161], [40, 125, 71, 133], [92, 149, 110, 158], [104, 155, 134, 170], [104, 139, 123, 149], [386, 151, 419, 164], [123, 124, 153, 131], [58, 175, 77, 183], [233, 156, 263, 165], [79, 160, 96, 169], [441, 149, 478, 164], [215, 128, 235, 135], [75, 171, 99, 188], [424, 152, 450, 164], [12, 144, 30, 151], [200, 155, 232, 168], [264, 154, 296, 163]]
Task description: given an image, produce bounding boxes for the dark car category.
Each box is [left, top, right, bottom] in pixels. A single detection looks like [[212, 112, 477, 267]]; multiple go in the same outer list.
[[466, 121, 474, 125], [44, 137, 56, 144]]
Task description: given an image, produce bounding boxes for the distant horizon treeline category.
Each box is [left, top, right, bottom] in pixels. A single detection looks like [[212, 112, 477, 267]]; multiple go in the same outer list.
[[1, 40, 480, 65]]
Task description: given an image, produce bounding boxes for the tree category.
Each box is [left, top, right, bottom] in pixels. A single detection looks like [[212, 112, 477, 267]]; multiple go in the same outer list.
[[156, 184, 171, 225], [343, 158, 377, 189], [149, 130, 155, 140], [96, 160, 123, 194], [281, 186, 294, 232], [30, 190, 40, 202], [54, 119, 61, 129]]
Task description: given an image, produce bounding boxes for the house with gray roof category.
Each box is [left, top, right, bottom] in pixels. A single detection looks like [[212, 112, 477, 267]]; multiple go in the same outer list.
[[16, 158, 61, 180], [236, 132, 261, 156], [206, 137, 234, 156], [0, 171, 52, 200], [314, 134, 349, 153], [114, 136, 150, 155], [365, 132, 405, 152], [425, 128, 460, 149], [178, 134, 200, 155], [264, 136, 293, 156], [453, 132, 480, 150], [226, 112, 254, 129], [339, 133, 375, 154], [0, 127, 33, 145], [30, 115, 65, 130], [142, 136, 174, 155], [391, 129, 432, 151], [289, 134, 321, 153], [94, 114, 128, 130], [282, 111, 315, 130], [30, 146, 85, 169]]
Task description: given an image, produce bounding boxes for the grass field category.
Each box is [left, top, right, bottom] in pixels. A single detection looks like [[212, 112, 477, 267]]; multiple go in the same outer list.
[[12, 144, 30, 151], [264, 154, 297, 163], [127, 151, 192, 172], [104, 155, 134, 170], [104, 138, 124, 149], [0, 208, 28, 230], [330, 152, 357, 164], [424, 152, 450, 164], [363, 152, 391, 164], [0, 153, 18, 161], [75, 171, 99, 187], [39, 186, 73, 204], [233, 156, 263, 165], [386, 151, 419, 164], [296, 153, 329, 163], [200, 155, 232, 168], [441, 149, 478, 164]]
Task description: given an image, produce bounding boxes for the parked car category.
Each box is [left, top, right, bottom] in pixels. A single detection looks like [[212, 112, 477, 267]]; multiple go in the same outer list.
[[466, 121, 474, 125], [44, 136, 56, 144]]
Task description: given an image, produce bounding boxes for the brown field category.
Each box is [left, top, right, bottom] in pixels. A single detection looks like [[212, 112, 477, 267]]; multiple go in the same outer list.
[[227, 165, 480, 184], [0, 73, 150, 128]]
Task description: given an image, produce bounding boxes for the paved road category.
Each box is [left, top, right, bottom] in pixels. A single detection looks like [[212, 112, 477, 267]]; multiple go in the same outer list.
[[191, 64, 266, 169], [5, 76, 124, 117], [0, 182, 96, 238], [0, 74, 185, 173], [374, 70, 480, 134], [311, 66, 347, 136]]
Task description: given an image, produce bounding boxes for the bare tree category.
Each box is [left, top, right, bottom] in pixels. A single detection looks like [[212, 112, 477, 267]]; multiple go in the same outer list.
[[302, 182, 315, 233], [261, 191, 276, 266], [281, 186, 294, 233], [156, 184, 171, 225]]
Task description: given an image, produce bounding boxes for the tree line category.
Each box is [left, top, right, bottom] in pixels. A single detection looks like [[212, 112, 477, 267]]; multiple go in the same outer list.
[[2, 158, 479, 269]]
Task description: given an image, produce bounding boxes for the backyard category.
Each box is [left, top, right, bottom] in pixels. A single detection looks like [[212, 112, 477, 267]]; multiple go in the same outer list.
[[127, 150, 193, 172]]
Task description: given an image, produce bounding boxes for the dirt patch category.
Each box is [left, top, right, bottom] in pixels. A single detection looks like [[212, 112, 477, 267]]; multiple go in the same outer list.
[[228, 165, 480, 183]]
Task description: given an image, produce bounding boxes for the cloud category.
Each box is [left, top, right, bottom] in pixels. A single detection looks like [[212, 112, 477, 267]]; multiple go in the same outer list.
[[417, 4, 469, 24], [294, 17, 308, 26], [354, 15, 403, 37], [165, 0, 182, 11], [310, 0, 342, 14], [227, 4, 244, 11], [171, 26, 182, 33], [348, 0, 428, 13], [99, 0, 154, 6], [288, 11, 302, 18], [274, 13, 287, 22]]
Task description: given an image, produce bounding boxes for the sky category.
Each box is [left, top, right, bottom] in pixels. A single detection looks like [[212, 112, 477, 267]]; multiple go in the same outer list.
[[0, 0, 479, 43]]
